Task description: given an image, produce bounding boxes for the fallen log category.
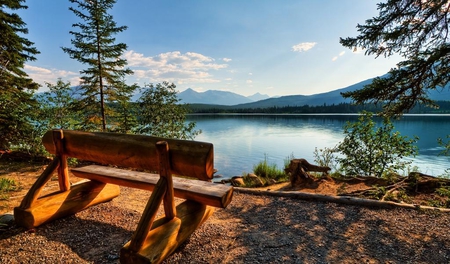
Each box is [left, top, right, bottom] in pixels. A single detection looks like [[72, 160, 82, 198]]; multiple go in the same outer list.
[[234, 187, 450, 212]]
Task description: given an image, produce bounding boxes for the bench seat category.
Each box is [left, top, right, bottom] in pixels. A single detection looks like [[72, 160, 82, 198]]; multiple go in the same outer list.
[[71, 165, 233, 208]]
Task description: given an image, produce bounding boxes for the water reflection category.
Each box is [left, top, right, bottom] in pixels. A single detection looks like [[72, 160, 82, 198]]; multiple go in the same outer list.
[[187, 114, 450, 177]]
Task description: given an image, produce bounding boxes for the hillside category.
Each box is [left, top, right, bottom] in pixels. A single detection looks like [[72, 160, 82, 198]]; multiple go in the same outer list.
[[177, 88, 254, 105]]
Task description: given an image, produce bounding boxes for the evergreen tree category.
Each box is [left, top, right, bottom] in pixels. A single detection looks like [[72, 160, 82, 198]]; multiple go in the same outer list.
[[0, 0, 40, 149], [62, 0, 135, 131], [340, 0, 450, 116]]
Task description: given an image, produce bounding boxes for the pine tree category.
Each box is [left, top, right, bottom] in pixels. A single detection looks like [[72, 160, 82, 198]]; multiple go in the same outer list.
[[340, 0, 450, 116], [0, 0, 40, 149], [62, 0, 135, 131]]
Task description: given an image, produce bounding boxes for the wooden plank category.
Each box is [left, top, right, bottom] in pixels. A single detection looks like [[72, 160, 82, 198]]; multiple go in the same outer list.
[[19, 158, 60, 209], [129, 177, 167, 252], [53, 130, 70, 191], [156, 141, 176, 219], [71, 165, 233, 208], [14, 181, 120, 229], [120, 200, 214, 264], [42, 130, 214, 181]]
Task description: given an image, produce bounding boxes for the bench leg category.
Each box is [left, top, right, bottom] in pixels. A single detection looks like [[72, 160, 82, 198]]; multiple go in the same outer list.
[[14, 180, 120, 229], [120, 200, 214, 264]]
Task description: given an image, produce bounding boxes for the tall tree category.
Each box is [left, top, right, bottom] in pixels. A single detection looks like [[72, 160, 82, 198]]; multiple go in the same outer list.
[[340, 0, 450, 116], [0, 0, 40, 149], [62, 0, 134, 131]]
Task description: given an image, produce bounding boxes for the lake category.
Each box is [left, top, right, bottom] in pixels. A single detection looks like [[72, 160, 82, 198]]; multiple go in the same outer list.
[[186, 114, 450, 178]]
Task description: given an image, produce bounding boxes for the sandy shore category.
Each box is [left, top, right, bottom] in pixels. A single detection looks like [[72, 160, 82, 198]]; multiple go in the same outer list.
[[1, 187, 450, 263]]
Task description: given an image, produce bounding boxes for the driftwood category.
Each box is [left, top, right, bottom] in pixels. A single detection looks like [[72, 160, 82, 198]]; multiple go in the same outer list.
[[344, 172, 450, 201], [285, 159, 331, 187]]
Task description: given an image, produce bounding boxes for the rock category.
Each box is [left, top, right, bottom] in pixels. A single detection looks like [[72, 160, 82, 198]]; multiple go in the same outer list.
[[245, 174, 264, 187], [247, 173, 258, 178], [230, 176, 245, 187], [0, 213, 15, 227]]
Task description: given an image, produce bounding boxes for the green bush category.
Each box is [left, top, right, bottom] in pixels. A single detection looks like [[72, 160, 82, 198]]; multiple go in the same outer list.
[[334, 111, 418, 177]]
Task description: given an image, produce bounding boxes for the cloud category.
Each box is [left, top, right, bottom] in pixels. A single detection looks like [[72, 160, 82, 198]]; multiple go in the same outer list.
[[123, 50, 229, 84], [332, 51, 346, 61], [292, 42, 317, 52], [248, 72, 253, 76], [24, 64, 79, 88], [246, 80, 253, 84], [222, 58, 232, 62]]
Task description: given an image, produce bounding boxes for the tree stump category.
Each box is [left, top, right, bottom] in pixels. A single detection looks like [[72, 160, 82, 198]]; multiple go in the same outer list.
[[285, 159, 331, 187]]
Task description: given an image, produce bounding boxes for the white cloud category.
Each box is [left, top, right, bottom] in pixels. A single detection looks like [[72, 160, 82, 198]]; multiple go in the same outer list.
[[123, 50, 229, 84], [332, 51, 346, 61], [292, 42, 317, 52], [248, 72, 253, 76], [223, 58, 232, 62], [24, 64, 79, 88], [246, 80, 253, 84]]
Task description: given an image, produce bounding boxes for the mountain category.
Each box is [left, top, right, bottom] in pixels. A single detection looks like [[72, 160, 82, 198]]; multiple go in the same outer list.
[[232, 78, 374, 109], [177, 88, 253, 105], [247, 92, 270, 101]]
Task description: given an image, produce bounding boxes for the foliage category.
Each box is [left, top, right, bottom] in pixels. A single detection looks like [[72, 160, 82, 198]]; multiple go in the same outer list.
[[340, 0, 450, 117], [109, 83, 138, 133], [134, 82, 201, 140], [62, 0, 135, 131], [334, 111, 418, 177], [436, 186, 450, 198], [35, 79, 82, 130], [252, 154, 289, 183], [0, 0, 40, 149], [313, 147, 339, 171], [0, 178, 20, 200]]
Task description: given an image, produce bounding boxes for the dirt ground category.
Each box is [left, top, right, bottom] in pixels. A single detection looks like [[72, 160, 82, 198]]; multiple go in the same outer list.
[[1, 158, 449, 215], [2, 158, 450, 263]]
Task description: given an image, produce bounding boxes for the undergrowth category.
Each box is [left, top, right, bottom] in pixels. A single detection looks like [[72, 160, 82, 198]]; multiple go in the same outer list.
[[243, 154, 290, 187], [0, 178, 20, 200]]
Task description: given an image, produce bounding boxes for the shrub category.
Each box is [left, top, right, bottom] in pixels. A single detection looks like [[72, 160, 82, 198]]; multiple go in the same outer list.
[[334, 111, 418, 177]]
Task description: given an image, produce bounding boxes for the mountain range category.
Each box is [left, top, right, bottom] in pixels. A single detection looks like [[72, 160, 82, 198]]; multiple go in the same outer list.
[[177, 88, 270, 105], [177, 77, 450, 108]]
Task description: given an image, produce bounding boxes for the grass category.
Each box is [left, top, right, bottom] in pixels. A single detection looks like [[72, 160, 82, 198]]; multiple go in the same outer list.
[[0, 178, 20, 200], [242, 155, 290, 187]]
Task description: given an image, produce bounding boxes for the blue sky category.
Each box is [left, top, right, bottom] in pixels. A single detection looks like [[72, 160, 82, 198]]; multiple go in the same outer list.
[[18, 0, 401, 96]]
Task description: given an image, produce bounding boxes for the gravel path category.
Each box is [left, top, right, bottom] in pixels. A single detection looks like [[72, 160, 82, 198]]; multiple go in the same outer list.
[[1, 188, 450, 263]]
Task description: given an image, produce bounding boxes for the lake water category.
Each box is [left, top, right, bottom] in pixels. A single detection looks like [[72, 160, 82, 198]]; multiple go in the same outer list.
[[186, 114, 450, 178]]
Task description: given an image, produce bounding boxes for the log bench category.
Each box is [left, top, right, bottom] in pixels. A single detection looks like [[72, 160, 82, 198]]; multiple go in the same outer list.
[[14, 129, 233, 264]]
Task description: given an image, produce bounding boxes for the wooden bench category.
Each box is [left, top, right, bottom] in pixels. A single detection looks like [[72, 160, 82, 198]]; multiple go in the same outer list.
[[14, 129, 233, 264]]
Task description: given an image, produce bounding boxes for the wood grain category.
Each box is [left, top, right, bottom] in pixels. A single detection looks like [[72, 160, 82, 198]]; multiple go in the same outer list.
[[42, 130, 214, 181], [71, 165, 233, 208]]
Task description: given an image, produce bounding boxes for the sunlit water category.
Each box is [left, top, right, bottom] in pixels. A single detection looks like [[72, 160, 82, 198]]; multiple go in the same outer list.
[[186, 114, 450, 178]]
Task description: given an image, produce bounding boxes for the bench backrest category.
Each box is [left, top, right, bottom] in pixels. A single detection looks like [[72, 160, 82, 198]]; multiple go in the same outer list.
[[42, 130, 214, 181]]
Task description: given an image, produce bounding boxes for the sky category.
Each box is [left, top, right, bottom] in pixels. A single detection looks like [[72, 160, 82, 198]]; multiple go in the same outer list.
[[17, 0, 402, 97]]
